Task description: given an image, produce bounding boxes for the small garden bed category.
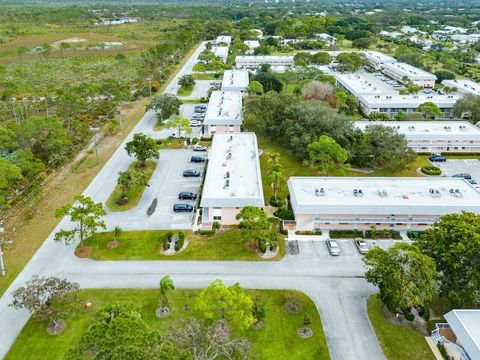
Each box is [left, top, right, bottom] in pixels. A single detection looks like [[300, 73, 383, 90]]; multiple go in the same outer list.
[[329, 229, 402, 240], [176, 84, 194, 96], [420, 166, 442, 176], [105, 161, 156, 212]]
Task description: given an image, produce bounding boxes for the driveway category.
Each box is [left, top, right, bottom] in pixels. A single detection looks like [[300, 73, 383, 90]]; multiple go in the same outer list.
[[104, 149, 204, 230], [178, 80, 214, 100], [434, 158, 480, 184]]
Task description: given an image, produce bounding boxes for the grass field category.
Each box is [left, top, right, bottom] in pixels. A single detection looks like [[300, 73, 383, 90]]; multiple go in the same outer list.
[[367, 295, 435, 360], [0, 42, 201, 297], [6, 288, 330, 360], [82, 227, 285, 261], [192, 72, 223, 80], [176, 84, 194, 96], [157, 138, 186, 149], [256, 133, 432, 200], [105, 160, 156, 212]]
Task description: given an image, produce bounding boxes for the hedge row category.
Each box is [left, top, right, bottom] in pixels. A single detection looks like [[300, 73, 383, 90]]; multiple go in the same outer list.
[[329, 229, 401, 239], [295, 230, 322, 236], [175, 232, 185, 252]]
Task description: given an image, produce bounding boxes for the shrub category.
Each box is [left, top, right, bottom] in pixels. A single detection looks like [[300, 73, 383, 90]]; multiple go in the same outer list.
[[197, 229, 216, 236], [421, 166, 441, 176], [295, 230, 322, 236], [212, 221, 221, 230], [162, 233, 170, 251], [364, 229, 402, 240], [407, 230, 423, 241], [279, 222, 288, 235], [156, 139, 163, 145], [329, 230, 364, 239], [192, 137, 199, 144], [175, 232, 185, 252], [186, 138, 191, 145], [269, 196, 285, 207], [258, 238, 267, 253], [402, 307, 415, 321], [200, 136, 213, 142], [273, 207, 294, 220]]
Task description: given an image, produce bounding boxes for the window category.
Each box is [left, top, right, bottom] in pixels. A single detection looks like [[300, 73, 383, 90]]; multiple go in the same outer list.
[[213, 216, 222, 221]]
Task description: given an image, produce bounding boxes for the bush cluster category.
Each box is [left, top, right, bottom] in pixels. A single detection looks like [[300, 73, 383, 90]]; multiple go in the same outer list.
[[162, 232, 173, 251], [329, 230, 364, 239], [273, 207, 294, 220], [269, 196, 285, 207], [175, 232, 185, 252], [421, 166, 442, 176], [295, 230, 322, 236]]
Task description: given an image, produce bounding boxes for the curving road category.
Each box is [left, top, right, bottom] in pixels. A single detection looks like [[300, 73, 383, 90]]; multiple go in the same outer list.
[[0, 42, 385, 360]]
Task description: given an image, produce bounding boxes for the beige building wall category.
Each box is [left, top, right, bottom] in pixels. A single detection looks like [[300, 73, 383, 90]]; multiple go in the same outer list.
[[203, 206, 244, 225], [204, 125, 241, 137]]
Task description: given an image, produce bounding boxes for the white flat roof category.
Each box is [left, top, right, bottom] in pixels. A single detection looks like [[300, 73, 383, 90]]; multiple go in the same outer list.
[[335, 71, 397, 96], [445, 310, 480, 360], [359, 93, 459, 108], [236, 55, 294, 64], [204, 91, 242, 126], [244, 40, 260, 49], [216, 35, 232, 44], [222, 69, 249, 90], [442, 79, 480, 96], [354, 121, 480, 141], [201, 132, 264, 208], [362, 50, 397, 64], [288, 177, 480, 216], [212, 46, 229, 58], [382, 62, 437, 80]]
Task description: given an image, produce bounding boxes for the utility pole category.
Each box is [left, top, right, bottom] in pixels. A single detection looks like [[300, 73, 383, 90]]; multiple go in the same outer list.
[[89, 126, 100, 164], [0, 223, 13, 277]]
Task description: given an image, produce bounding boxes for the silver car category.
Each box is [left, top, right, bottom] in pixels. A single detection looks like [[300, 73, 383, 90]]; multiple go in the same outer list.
[[326, 240, 340, 256], [354, 239, 369, 254]]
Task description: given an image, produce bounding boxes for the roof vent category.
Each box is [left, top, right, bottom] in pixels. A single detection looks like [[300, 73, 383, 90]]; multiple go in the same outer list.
[[315, 188, 325, 197], [223, 179, 230, 189], [429, 188, 441, 198], [224, 171, 230, 179], [226, 152, 232, 160], [353, 188, 364, 197]]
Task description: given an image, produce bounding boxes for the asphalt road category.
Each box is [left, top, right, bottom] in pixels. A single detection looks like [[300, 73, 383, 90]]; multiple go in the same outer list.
[[0, 41, 385, 360]]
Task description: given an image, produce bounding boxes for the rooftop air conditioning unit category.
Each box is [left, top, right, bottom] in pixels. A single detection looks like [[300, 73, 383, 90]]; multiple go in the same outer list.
[[223, 179, 230, 189]]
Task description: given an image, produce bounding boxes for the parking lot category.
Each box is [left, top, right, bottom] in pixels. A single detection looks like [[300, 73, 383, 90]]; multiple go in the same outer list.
[[178, 80, 220, 100], [434, 158, 480, 185], [179, 103, 204, 138], [104, 149, 205, 230], [288, 239, 399, 259]]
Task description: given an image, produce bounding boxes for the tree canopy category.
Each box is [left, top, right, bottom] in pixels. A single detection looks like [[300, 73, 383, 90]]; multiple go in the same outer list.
[[307, 135, 348, 175], [125, 133, 159, 167], [415, 212, 480, 308]]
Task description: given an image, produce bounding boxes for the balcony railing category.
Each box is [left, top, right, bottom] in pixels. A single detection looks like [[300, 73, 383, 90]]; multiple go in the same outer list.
[[432, 325, 471, 360]]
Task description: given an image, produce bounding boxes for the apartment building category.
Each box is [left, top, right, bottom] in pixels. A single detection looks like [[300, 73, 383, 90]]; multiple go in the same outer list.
[[200, 132, 264, 228], [235, 55, 294, 69], [354, 121, 480, 153], [381, 62, 437, 87], [221, 69, 249, 92], [442, 79, 480, 97], [203, 91, 243, 136], [287, 177, 480, 231]]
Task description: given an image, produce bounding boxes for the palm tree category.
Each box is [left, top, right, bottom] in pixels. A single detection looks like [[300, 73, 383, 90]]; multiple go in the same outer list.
[[265, 152, 281, 167], [113, 226, 122, 247], [267, 169, 285, 200], [159, 275, 175, 310]]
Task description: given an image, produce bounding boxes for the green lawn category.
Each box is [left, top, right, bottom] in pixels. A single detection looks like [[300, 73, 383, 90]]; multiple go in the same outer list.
[[192, 72, 223, 80], [157, 138, 186, 149], [367, 295, 435, 360], [82, 227, 285, 261], [256, 133, 432, 200], [6, 289, 330, 360], [176, 84, 194, 96], [105, 160, 156, 212]]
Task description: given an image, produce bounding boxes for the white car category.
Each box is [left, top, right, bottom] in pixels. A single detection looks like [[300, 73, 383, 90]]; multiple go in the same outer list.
[[189, 120, 201, 127], [193, 144, 207, 152]]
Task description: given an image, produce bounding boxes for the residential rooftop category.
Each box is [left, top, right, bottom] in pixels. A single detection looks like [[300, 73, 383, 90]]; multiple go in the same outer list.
[[358, 93, 459, 108], [235, 55, 294, 64], [204, 91, 243, 126], [362, 50, 398, 64], [442, 79, 480, 96], [221, 69, 249, 91], [334, 71, 397, 96], [354, 121, 480, 141], [215, 35, 232, 44], [201, 132, 264, 208], [382, 62, 437, 80], [288, 177, 480, 216], [444, 310, 480, 360], [212, 46, 229, 60], [244, 40, 260, 49]]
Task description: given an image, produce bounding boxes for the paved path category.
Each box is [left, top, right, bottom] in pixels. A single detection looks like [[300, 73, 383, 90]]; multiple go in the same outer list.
[[0, 42, 385, 360]]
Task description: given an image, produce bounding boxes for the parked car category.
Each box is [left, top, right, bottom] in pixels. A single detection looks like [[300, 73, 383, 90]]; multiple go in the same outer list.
[[191, 156, 205, 163], [195, 104, 207, 111], [193, 144, 207, 152], [183, 169, 200, 177], [452, 173, 472, 180], [429, 154, 446, 162], [354, 239, 369, 254], [189, 120, 201, 127], [173, 203, 193, 213], [178, 191, 197, 200], [326, 240, 340, 256]]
